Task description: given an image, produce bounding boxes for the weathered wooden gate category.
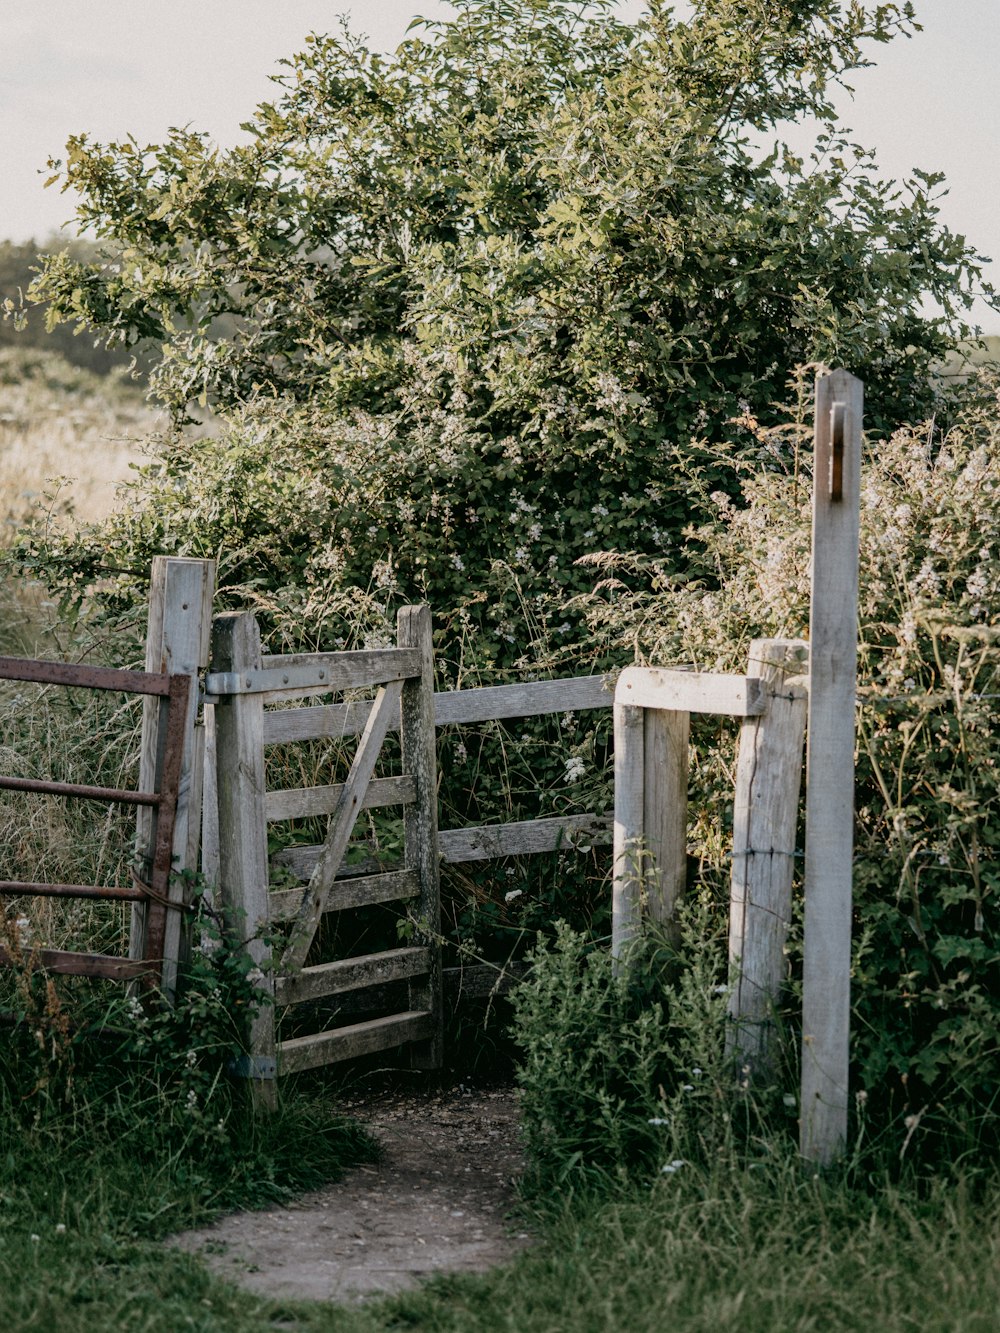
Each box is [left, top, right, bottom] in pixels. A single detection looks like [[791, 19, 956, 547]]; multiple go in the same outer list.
[[0, 654, 192, 985], [204, 605, 442, 1089]]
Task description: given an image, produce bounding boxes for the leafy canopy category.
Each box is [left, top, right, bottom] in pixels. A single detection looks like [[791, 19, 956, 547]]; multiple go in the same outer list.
[[25, 0, 992, 645]]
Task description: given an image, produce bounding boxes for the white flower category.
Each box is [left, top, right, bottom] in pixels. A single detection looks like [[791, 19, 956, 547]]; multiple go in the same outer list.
[[660, 1160, 686, 1175], [564, 756, 586, 784], [504, 889, 523, 905]]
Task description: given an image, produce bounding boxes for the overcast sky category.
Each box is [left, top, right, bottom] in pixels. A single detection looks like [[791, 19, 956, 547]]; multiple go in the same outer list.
[[1, 0, 996, 330]]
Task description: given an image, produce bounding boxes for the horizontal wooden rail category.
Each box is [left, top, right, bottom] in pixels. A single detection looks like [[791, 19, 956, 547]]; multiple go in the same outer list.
[[268, 867, 418, 917], [204, 648, 421, 702], [262, 673, 614, 745], [275, 946, 430, 1007], [0, 655, 172, 696], [278, 1010, 434, 1073], [265, 774, 416, 823], [439, 812, 611, 863], [615, 668, 765, 716], [434, 675, 611, 726]]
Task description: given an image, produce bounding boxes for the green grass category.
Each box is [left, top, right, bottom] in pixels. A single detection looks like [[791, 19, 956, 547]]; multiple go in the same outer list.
[[2, 1096, 998, 1332]]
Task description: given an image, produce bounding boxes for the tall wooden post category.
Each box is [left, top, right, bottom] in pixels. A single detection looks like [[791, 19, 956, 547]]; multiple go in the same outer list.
[[643, 709, 689, 945], [212, 611, 276, 1109], [398, 605, 443, 1069], [612, 701, 646, 971], [801, 370, 863, 1164], [130, 556, 216, 999], [727, 639, 808, 1074]]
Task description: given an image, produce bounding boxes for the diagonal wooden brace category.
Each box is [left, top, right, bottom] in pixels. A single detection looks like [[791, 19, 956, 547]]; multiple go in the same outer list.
[[280, 678, 405, 973]]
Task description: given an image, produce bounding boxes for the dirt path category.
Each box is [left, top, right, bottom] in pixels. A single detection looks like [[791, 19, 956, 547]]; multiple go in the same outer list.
[[171, 1082, 532, 1304]]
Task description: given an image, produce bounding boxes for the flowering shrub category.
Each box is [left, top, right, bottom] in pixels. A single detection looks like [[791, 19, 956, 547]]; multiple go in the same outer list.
[[577, 370, 1000, 1158]]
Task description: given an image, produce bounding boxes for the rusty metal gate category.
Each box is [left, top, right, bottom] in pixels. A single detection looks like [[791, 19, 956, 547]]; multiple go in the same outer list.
[[0, 654, 191, 986]]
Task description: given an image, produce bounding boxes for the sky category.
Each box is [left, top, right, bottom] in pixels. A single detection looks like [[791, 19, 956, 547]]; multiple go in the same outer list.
[[1, 0, 997, 330]]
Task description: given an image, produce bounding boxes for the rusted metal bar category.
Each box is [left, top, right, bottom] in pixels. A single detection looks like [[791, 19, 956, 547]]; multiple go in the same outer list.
[[142, 673, 192, 972], [0, 775, 160, 806], [0, 881, 146, 901], [0, 945, 153, 981], [0, 656, 172, 696]]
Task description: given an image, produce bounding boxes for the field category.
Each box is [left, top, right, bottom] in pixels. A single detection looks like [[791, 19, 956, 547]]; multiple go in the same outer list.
[[0, 347, 155, 533]]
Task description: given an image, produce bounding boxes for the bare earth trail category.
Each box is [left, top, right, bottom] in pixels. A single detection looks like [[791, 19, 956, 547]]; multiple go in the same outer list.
[[171, 1083, 533, 1304]]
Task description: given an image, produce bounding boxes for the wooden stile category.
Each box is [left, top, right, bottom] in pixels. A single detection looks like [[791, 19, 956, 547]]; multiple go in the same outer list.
[[727, 640, 808, 1074], [801, 370, 863, 1165]]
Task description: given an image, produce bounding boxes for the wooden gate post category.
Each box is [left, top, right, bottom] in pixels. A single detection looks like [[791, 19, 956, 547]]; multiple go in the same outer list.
[[130, 556, 216, 999], [727, 638, 808, 1075], [644, 708, 689, 944], [212, 611, 276, 1109], [612, 701, 645, 971], [801, 369, 863, 1165], [398, 605, 443, 1069]]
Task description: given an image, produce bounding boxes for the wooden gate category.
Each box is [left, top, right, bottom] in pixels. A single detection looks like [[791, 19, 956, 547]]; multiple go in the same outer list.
[[204, 605, 442, 1088], [0, 654, 192, 985]]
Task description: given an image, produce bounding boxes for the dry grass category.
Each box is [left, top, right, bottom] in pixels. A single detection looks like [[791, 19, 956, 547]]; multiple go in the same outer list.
[[0, 346, 157, 532]]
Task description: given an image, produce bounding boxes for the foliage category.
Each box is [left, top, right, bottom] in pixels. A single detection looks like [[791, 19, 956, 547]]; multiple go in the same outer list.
[[0, 237, 149, 378], [511, 896, 747, 1190], [576, 367, 1000, 1159], [19, 0, 994, 654]]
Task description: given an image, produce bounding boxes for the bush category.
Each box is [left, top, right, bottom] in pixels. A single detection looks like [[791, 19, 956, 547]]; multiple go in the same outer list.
[[512, 898, 749, 1191], [577, 368, 1000, 1161]]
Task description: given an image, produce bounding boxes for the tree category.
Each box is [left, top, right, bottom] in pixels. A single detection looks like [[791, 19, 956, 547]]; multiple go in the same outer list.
[[24, 0, 993, 659]]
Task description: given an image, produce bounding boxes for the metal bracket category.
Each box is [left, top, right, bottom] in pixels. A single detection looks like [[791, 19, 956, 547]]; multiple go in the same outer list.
[[228, 1054, 278, 1081]]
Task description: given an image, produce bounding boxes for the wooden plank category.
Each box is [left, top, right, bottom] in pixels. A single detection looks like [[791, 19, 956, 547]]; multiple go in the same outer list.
[[643, 708, 689, 942], [268, 867, 418, 919], [0, 946, 151, 981], [278, 1011, 433, 1074], [801, 369, 863, 1166], [262, 674, 614, 744], [616, 668, 764, 717], [727, 640, 809, 1075], [444, 961, 529, 999], [612, 702, 646, 969], [433, 675, 612, 726], [398, 604, 444, 1070], [274, 946, 430, 1007], [270, 844, 398, 884], [204, 648, 420, 702], [265, 774, 415, 823], [130, 556, 216, 998], [280, 679, 405, 973], [263, 700, 378, 745], [212, 611, 276, 1108], [439, 813, 611, 863]]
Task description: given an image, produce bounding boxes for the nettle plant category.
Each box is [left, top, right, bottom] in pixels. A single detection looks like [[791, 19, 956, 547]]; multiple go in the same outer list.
[[578, 370, 1000, 1155]]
